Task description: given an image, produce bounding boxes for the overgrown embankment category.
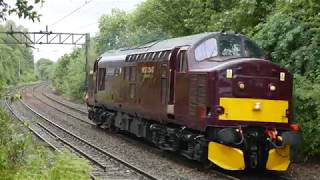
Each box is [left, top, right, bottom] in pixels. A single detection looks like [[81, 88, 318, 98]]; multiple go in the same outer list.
[[0, 99, 91, 179]]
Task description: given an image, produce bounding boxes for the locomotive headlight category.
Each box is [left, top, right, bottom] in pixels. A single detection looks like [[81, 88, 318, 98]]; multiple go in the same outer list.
[[253, 102, 261, 111], [238, 81, 245, 89], [269, 84, 276, 91]]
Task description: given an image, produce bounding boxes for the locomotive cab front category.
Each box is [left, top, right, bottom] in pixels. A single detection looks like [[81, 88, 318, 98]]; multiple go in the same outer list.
[[189, 34, 301, 171]]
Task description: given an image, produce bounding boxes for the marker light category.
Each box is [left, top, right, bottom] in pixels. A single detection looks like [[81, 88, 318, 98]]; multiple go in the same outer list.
[[290, 124, 300, 132], [226, 69, 233, 79], [238, 81, 245, 89], [269, 84, 276, 91], [280, 72, 285, 81]]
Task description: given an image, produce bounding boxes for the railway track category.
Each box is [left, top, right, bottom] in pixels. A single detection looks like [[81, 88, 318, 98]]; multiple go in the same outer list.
[[25, 84, 241, 180], [30, 84, 94, 126], [19, 83, 292, 180], [4, 94, 158, 180], [40, 85, 88, 115]]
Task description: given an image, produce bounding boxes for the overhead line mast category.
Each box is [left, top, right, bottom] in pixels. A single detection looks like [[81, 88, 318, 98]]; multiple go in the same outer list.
[[0, 26, 90, 88]]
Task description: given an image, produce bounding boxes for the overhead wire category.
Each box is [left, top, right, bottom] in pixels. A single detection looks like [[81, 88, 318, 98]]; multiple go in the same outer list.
[[71, 21, 99, 31], [50, 0, 94, 26]]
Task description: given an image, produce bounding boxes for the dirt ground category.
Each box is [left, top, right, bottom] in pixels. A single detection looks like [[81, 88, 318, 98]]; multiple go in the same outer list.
[[289, 157, 320, 180]]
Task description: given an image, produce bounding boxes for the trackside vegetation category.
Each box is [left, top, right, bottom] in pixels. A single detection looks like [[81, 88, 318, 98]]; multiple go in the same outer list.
[[0, 97, 91, 179], [0, 21, 37, 85], [48, 0, 320, 158], [0, 6, 92, 177]]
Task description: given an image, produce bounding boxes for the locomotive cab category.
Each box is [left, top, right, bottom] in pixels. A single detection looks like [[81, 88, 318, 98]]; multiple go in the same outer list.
[[186, 34, 301, 171]]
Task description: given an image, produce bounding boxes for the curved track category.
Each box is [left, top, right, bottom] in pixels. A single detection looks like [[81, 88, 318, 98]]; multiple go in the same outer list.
[[4, 85, 158, 180], [15, 83, 293, 180], [31, 84, 94, 126]]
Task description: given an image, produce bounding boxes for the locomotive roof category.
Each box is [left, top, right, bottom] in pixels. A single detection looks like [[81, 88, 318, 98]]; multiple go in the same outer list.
[[99, 32, 219, 62]]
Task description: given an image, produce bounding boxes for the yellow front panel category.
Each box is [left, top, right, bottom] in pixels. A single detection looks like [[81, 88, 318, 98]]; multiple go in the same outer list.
[[208, 142, 245, 170], [266, 145, 290, 171], [219, 98, 288, 123]]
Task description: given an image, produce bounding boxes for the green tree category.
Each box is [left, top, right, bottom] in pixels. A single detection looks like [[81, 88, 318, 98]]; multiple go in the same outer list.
[[95, 9, 129, 54], [253, 0, 320, 79], [0, 21, 37, 85], [36, 58, 54, 80], [0, 0, 43, 22], [50, 47, 91, 101], [133, 0, 194, 36]]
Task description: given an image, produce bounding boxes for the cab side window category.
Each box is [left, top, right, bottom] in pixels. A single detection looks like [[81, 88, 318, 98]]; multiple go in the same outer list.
[[178, 50, 188, 73], [97, 68, 106, 91]]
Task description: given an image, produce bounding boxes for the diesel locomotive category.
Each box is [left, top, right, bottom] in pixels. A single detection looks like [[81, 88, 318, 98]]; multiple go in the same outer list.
[[86, 32, 301, 171]]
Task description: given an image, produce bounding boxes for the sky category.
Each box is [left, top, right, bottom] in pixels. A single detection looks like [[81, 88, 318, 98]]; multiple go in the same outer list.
[[8, 0, 144, 62]]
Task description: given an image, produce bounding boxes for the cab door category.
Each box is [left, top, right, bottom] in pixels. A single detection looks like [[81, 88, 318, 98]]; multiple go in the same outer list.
[[167, 46, 189, 117], [86, 59, 99, 106], [173, 47, 189, 120], [167, 48, 180, 114]]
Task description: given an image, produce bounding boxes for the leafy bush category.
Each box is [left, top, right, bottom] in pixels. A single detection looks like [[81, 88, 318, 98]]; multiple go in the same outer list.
[[50, 48, 87, 102], [0, 79, 4, 97], [294, 75, 320, 157], [0, 107, 91, 179], [47, 152, 91, 180], [35, 58, 54, 80], [10, 93, 22, 102]]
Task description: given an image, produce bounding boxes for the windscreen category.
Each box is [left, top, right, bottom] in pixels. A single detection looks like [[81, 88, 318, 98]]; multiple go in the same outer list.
[[219, 36, 242, 57], [194, 34, 264, 61]]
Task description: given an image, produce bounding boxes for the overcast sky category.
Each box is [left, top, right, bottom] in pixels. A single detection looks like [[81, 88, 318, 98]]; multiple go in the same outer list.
[[8, 0, 144, 62]]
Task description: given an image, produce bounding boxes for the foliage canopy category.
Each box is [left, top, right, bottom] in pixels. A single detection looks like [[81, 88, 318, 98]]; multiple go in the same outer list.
[[35, 58, 53, 80], [0, 21, 37, 85], [0, 0, 43, 22]]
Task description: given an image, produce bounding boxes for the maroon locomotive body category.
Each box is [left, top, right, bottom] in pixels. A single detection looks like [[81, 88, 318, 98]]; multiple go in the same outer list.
[[86, 32, 300, 171]]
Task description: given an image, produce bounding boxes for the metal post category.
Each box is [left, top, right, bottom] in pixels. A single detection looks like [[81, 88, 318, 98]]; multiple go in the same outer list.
[[0, 29, 89, 89], [18, 58, 20, 79], [85, 33, 90, 90]]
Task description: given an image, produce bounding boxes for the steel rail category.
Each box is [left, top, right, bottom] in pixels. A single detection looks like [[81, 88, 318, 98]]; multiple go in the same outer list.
[[4, 98, 60, 152], [24, 83, 244, 180], [30, 84, 241, 180], [19, 99, 159, 180], [23, 83, 293, 180], [30, 85, 94, 126], [4, 98, 98, 180], [39, 85, 88, 115]]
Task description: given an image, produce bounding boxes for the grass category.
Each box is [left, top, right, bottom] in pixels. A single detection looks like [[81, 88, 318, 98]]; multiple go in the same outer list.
[[0, 106, 92, 180]]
